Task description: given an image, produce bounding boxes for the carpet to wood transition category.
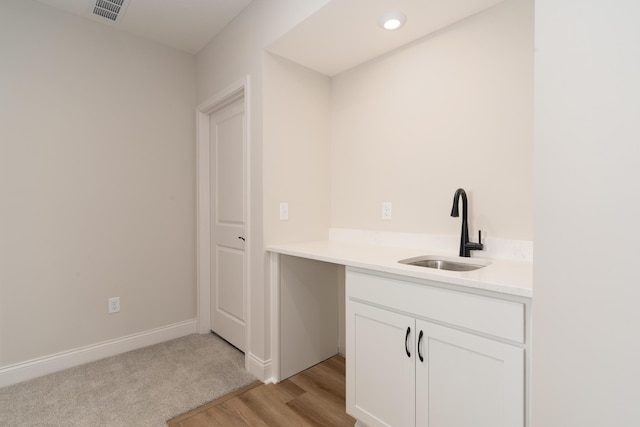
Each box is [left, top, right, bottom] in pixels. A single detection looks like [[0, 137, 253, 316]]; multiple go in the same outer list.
[[167, 355, 355, 427]]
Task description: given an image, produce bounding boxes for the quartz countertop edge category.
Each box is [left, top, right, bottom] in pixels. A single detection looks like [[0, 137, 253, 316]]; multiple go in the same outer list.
[[267, 240, 533, 298]]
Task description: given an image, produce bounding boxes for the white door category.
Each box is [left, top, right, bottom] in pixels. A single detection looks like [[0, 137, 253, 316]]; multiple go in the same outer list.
[[415, 320, 524, 427], [346, 301, 416, 427], [209, 98, 246, 351]]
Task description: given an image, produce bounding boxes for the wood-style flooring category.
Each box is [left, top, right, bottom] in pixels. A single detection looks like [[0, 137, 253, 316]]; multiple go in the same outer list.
[[167, 355, 355, 427]]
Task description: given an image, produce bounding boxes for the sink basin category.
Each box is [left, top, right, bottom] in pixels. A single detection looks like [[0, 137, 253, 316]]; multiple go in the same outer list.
[[398, 255, 489, 272]]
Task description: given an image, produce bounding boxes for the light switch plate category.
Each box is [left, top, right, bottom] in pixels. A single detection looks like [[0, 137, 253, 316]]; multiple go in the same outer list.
[[280, 202, 289, 220]]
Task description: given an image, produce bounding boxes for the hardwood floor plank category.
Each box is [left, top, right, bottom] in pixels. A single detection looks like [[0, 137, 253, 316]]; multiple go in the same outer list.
[[286, 391, 355, 427], [286, 358, 355, 427], [319, 354, 346, 377], [238, 381, 310, 426], [167, 381, 262, 426], [289, 372, 343, 407], [289, 362, 347, 403], [176, 411, 219, 427], [190, 399, 269, 427]]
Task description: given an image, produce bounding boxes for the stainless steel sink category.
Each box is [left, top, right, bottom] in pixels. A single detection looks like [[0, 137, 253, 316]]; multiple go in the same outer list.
[[398, 255, 489, 272]]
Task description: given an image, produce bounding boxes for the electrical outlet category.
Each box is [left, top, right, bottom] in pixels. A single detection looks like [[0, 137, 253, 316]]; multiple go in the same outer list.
[[108, 297, 120, 314], [382, 202, 392, 220], [279, 202, 289, 220]]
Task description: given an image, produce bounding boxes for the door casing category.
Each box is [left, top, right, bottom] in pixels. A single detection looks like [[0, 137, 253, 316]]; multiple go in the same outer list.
[[196, 76, 251, 358]]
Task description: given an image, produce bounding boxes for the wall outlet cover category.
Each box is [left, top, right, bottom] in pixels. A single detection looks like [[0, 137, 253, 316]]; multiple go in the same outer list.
[[382, 202, 392, 220], [108, 297, 120, 314]]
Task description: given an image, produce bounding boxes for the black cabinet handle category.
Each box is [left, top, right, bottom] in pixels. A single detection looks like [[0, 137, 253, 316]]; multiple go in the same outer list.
[[405, 326, 411, 357], [418, 330, 424, 362], [238, 236, 245, 241]]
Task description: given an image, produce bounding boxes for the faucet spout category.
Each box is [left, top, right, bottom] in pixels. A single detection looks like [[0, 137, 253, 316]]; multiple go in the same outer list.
[[451, 188, 469, 257], [450, 188, 483, 257], [451, 188, 467, 219]]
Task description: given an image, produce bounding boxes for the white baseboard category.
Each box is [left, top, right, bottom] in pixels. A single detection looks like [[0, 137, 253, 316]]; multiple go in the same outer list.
[[0, 319, 198, 388], [246, 352, 272, 383]]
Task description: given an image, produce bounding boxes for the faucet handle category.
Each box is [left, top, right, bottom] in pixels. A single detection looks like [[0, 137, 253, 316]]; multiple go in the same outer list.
[[465, 230, 484, 252]]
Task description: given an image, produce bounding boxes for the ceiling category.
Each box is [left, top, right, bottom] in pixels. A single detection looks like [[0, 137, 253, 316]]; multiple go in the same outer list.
[[268, 0, 504, 76], [34, 0, 505, 71], [34, 0, 254, 54]]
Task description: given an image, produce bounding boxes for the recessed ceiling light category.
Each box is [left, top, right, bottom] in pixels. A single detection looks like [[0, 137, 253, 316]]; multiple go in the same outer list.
[[379, 12, 407, 31]]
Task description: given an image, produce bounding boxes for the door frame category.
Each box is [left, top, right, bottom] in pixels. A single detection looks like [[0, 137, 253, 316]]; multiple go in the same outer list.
[[196, 76, 251, 351]]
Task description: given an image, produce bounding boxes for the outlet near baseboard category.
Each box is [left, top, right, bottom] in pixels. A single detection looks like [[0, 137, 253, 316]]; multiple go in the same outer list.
[[108, 297, 120, 314]]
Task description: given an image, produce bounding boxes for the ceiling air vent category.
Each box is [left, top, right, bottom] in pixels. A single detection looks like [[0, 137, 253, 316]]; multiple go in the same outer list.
[[90, 0, 130, 23]]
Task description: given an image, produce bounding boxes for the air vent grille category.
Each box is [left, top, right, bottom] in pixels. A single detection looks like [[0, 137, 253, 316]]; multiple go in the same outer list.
[[90, 0, 129, 23]]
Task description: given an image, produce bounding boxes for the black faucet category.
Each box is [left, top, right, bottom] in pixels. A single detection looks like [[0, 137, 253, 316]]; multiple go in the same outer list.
[[450, 188, 484, 257]]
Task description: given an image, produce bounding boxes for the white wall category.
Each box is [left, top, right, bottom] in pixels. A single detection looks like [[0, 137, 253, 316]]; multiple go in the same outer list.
[[196, 0, 330, 366], [331, 0, 533, 241], [263, 54, 332, 246], [0, 0, 196, 367], [533, 0, 640, 425]]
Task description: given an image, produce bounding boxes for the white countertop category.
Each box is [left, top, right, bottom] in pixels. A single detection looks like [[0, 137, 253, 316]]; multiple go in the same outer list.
[[268, 240, 533, 298]]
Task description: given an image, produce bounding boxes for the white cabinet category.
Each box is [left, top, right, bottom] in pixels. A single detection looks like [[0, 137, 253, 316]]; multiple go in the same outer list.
[[415, 321, 524, 427], [348, 301, 416, 426], [346, 268, 528, 427]]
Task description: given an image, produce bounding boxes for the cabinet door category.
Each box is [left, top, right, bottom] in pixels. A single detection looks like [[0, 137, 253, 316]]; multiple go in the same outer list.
[[346, 301, 415, 427], [415, 320, 524, 427]]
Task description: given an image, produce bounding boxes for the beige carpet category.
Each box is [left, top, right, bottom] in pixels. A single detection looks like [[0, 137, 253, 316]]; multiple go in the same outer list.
[[0, 333, 257, 426]]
